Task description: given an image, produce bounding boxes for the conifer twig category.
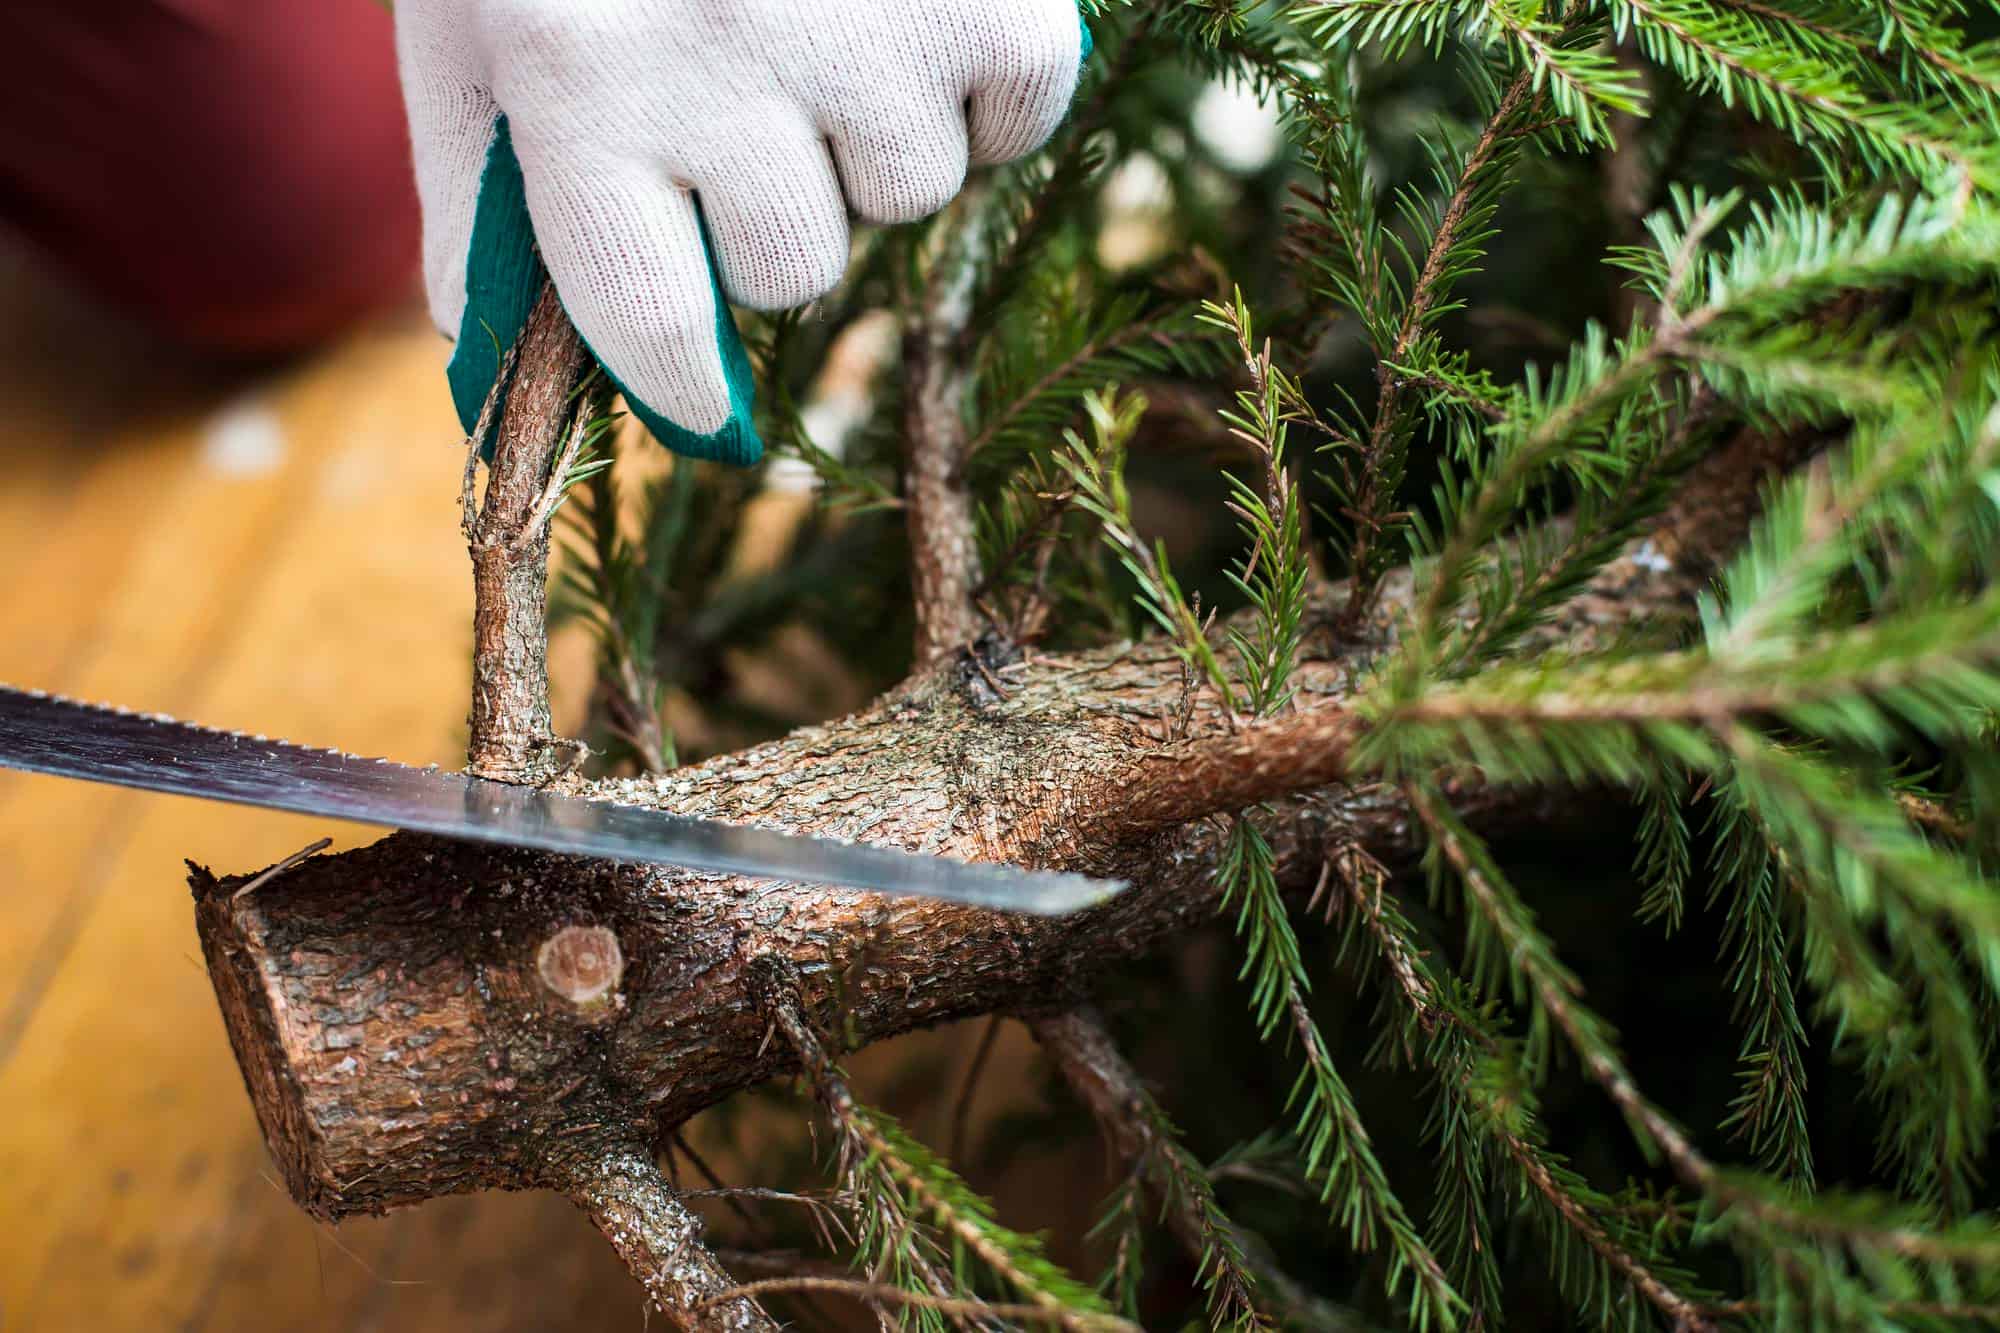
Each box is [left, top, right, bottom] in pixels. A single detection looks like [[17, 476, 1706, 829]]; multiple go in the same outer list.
[[751, 961, 1135, 1333], [1407, 779, 2000, 1301], [1032, 1010, 1274, 1330], [1397, 786, 1720, 1330], [1613, 0, 1982, 193], [459, 339, 519, 544], [1076, 417, 1795, 844], [693, 1277, 1083, 1325], [520, 372, 604, 544], [1338, 844, 1719, 1325], [1347, 60, 1542, 624], [962, 322, 1183, 464], [747, 966, 969, 1321]]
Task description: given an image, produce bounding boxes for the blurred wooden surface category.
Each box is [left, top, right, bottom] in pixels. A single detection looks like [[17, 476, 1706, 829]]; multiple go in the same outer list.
[[0, 259, 652, 1332]]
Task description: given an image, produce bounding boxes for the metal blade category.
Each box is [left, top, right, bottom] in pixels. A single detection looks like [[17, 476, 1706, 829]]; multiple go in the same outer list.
[[0, 686, 1121, 915]]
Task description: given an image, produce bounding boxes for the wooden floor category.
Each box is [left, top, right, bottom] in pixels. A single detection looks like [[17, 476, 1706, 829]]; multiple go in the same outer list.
[[0, 264, 651, 1331]]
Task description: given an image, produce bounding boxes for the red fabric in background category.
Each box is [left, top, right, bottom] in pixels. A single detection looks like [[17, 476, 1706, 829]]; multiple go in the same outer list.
[[1, 1, 420, 354]]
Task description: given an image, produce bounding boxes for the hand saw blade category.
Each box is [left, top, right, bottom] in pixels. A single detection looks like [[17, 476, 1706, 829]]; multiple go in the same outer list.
[[0, 686, 1121, 915]]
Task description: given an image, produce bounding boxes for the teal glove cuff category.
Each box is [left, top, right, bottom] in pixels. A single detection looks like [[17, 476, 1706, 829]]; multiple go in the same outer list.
[[449, 117, 762, 466]]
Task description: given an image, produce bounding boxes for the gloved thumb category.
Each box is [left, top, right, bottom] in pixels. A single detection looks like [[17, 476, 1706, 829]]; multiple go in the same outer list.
[[448, 119, 760, 465]]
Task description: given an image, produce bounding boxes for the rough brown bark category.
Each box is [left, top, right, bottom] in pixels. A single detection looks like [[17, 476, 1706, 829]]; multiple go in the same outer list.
[[466, 283, 592, 783], [187, 745, 1401, 1221], [189, 427, 1792, 1300]]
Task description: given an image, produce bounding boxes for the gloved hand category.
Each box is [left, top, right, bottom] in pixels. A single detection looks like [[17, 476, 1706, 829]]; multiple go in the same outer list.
[[395, 0, 1091, 464]]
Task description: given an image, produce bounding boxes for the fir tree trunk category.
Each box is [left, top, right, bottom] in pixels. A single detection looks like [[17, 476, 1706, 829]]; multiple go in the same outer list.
[[189, 425, 1785, 1221]]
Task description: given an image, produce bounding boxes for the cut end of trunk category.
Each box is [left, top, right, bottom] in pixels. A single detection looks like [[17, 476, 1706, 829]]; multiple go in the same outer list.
[[189, 842, 655, 1219], [191, 861, 337, 1216]]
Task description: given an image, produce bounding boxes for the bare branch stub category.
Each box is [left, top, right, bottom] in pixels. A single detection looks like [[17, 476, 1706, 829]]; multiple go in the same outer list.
[[467, 282, 593, 784]]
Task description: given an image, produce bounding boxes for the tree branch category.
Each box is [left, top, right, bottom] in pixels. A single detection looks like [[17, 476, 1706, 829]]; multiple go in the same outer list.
[[550, 1140, 779, 1333], [695, 1276, 1088, 1326], [1346, 61, 1540, 623], [750, 960, 1131, 1332], [465, 282, 593, 782], [1324, 826, 1723, 1330], [1082, 704, 1364, 844], [903, 204, 990, 670], [1031, 1010, 1272, 1329]]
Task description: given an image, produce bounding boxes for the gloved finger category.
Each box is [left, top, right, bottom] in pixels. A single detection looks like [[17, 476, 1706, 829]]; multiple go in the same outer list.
[[963, 0, 1089, 166], [394, 0, 504, 345], [696, 133, 853, 310], [516, 143, 760, 464], [827, 109, 969, 225]]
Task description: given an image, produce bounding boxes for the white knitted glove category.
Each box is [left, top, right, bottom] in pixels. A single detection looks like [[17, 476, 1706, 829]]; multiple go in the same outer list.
[[395, 0, 1089, 463]]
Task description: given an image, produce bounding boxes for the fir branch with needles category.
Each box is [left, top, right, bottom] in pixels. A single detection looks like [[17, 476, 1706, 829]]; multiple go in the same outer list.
[[1201, 292, 1462, 1328], [1062, 386, 1241, 713], [1331, 849, 1717, 1329], [458, 5, 2000, 1327], [756, 964, 1130, 1333], [1034, 1011, 1272, 1331]]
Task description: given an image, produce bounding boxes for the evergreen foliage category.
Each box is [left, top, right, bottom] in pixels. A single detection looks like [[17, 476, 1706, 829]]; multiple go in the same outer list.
[[550, 1, 2000, 1326]]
